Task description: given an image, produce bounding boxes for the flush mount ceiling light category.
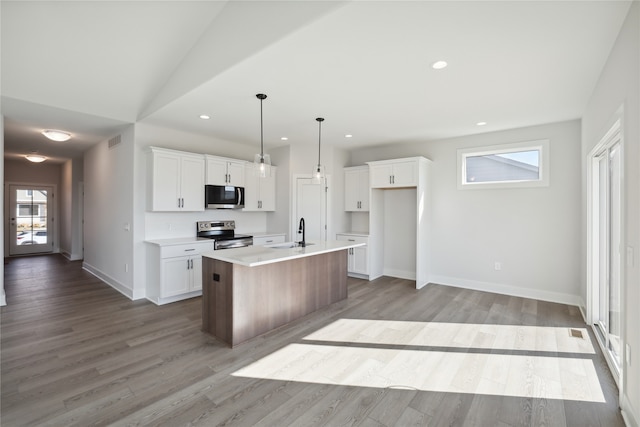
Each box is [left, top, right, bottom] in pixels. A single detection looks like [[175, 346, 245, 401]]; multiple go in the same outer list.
[[476, 121, 488, 126], [25, 154, 46, 163], [345, 134, 353, 138], [41, 129, 71, 142], [253, 93, 271, 178], [431, 60, 448, 70], [311, 117, 326, 185], [199, 114, 211, 120], [281, 137, 288, 141]]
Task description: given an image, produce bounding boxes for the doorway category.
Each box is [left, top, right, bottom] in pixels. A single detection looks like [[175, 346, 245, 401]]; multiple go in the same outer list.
[[293, 176, 328, 243], [588, 117, 623, 380], [8, 184, 54, 256]]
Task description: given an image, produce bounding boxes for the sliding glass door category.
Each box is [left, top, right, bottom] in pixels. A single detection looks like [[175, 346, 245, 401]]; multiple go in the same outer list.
[[591, 129, 622, 373]]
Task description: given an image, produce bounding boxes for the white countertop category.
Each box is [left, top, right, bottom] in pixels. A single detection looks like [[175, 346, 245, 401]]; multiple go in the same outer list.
[[202, 240, 365, 267]]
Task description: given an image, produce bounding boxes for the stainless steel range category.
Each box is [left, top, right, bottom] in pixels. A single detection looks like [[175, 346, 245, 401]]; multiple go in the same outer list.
[[196, 220, 253, 250]]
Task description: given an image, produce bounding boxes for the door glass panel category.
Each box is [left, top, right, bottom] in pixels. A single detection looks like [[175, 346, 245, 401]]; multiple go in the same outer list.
[[608, 143, 622, 366]]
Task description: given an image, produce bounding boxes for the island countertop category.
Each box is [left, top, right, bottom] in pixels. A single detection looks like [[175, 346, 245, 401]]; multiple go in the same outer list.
[[202, 240, 364, 267]]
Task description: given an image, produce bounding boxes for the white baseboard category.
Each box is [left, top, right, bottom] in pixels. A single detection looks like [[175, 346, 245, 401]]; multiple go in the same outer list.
[[82, 262, 134, 300], [429, 275, 581, 307], [383, 268, 416, 281], [61, 251, 83, 261], [621, 394, 640, 427]]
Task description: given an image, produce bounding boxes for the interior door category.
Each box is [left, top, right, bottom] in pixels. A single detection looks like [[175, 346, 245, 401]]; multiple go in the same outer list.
[[9, 185, 54, 256], [295, 177, 327, 243]]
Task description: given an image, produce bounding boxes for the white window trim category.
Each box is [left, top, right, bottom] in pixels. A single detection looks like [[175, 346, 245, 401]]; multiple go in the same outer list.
[[457, 139, 550, 190]]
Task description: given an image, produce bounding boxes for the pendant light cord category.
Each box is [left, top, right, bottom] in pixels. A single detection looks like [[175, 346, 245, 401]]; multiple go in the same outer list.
[[257, 94, 267, 160], [316, 117, 324, 166]]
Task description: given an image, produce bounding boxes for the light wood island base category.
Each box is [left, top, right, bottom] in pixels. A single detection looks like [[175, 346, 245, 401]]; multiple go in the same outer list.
[[202, 249, 347, 347]]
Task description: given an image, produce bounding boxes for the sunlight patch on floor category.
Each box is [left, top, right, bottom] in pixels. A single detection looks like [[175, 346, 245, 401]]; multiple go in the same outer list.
[[303, 319, 595, 354], [233, 319, 604, 403], [232, 343, 605, 402]]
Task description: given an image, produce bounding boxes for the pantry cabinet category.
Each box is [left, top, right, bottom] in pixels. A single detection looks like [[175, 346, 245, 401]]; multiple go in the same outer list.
[[344, 166, 369, 211], [147, 147, 204, 211], [243, 164, 277, 211], [205, 155, 246, 186]]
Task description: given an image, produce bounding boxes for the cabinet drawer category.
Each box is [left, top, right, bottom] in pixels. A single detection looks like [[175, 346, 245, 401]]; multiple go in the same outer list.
[[253, 235, 286, 246], [336, 234, 368, 246], [161, 242, 213, 258]]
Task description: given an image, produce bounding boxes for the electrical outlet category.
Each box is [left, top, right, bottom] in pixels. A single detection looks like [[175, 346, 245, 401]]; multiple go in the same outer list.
[[125, 263, 129, 273], [627, 343, 631, 365], [494, 262, 501, 271]]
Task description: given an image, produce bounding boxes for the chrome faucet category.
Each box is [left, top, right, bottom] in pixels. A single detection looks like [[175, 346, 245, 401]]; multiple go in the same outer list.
[[298, 217, 306, 247]]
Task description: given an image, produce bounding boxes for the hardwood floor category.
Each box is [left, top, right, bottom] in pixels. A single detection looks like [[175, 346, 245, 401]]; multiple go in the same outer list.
[[1, 254, 623, 426]]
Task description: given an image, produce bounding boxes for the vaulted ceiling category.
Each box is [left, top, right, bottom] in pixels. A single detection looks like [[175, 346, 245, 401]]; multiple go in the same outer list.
[[1, 1, 632, 163]]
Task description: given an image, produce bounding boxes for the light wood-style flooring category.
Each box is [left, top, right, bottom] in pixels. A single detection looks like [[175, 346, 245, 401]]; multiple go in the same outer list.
[[2, 254, 623, 426]]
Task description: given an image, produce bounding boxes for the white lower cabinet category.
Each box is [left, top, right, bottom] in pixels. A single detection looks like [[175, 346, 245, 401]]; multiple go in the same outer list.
[[252, 234, 286, 246], [336, 233, 369, 279], [146, 240, 214, 305]]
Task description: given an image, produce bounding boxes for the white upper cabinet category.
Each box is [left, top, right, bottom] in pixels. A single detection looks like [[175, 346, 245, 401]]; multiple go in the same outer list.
[[147, 147, 205, 212], [369, 158, 418, 188], [205, 155, 246, 186], [344, 166, 369, 211], [243, 164, 277, 211]]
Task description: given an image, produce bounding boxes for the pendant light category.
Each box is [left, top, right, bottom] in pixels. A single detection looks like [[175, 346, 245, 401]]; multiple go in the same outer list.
[[311, 117, 326, 184], [253, 93, 271, 178]]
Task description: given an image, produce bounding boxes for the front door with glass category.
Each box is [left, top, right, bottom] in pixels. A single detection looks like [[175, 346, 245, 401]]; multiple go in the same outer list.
[[9, 185, 53, 256]]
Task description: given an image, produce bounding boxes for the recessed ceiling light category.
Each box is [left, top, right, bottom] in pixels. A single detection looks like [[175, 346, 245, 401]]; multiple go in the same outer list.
[[26, 154, 47, 163], [41, 129, 71, 141], [345, 134, 353, 138], [281, 137, 288, 141], [476, 121, 487, 126], [199, 114, 211, 120], [432, 60, 448, 70]]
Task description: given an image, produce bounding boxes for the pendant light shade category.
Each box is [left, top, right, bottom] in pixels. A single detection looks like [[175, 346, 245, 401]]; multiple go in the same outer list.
[[311, 117, 326, 184], [254, 93, 271, 178]]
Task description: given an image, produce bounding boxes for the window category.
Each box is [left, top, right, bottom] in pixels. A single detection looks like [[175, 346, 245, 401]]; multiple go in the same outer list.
[[18, 204, 40, 217], [457, 140, 549, 189]]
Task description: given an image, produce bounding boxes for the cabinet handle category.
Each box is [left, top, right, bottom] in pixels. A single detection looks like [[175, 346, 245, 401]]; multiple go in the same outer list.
[[266, 240, 273, 243], [184, 248, 195, 252], [187, 259, 190, 269], [190, 259, 194, 269], [348, 239, 355, 241]]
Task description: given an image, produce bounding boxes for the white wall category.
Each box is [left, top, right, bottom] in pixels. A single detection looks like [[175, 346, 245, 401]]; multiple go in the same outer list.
[[582, 2, 639, 424], [83, 125, 136, 298], [351, 120, 582, 305], [60, 159, 83, 260]]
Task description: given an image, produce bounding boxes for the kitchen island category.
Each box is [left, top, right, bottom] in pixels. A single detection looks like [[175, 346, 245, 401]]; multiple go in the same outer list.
[[201, 240, 364, 347]]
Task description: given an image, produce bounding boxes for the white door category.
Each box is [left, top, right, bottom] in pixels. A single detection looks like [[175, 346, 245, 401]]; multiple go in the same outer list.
[[9, 185, 54, 256], [294, 177, 327, 243]]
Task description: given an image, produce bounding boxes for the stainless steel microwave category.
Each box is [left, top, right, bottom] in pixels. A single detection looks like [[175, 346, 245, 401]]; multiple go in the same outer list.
[[205, 185, 245, 209]]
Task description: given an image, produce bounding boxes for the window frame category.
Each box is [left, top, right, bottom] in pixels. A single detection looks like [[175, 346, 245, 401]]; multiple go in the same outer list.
[[457, 139, 550, 190]]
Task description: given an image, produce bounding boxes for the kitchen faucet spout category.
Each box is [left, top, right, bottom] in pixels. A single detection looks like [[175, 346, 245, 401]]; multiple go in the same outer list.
[[298, 218, 306, 247]]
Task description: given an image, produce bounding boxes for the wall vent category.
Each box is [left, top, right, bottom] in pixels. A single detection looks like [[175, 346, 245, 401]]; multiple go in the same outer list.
[[108, 135, 121, 149]]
